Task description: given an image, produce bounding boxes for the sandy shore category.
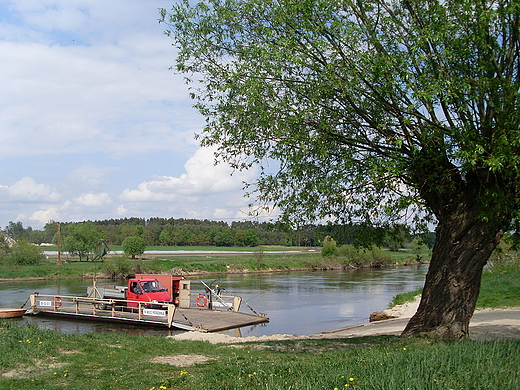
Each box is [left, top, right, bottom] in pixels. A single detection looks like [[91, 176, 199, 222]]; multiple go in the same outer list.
[[169, 298, 520, 343]]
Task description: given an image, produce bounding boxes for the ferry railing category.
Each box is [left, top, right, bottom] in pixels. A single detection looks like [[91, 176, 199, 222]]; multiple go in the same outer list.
[[29, 293, 177, 328], [190, 282, 243, 312]]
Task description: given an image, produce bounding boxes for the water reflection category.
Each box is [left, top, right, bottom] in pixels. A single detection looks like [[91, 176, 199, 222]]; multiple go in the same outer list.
[[0, 265, 427, 337]]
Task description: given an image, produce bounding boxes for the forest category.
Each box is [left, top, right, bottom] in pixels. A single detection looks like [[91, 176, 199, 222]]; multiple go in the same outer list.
[[2, 218, 434, 249]]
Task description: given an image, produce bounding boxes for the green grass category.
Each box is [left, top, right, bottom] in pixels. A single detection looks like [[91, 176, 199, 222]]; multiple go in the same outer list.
[[477, 261, 520, 309], [388, 287, 423, 308], [1, 245, 428, 279], [388, 260, 520, 309], [0, 322, 518, 390]]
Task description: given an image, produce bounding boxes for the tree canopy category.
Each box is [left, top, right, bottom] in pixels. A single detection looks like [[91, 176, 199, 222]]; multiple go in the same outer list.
[[162, 0, 520, 339]]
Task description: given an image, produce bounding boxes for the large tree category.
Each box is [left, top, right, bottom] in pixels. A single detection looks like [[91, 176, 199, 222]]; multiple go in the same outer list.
[[161, 0, 520, 339]]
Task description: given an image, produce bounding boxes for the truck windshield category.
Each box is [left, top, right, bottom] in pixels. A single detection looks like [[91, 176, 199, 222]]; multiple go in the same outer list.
[[141, 280, 167, 293]]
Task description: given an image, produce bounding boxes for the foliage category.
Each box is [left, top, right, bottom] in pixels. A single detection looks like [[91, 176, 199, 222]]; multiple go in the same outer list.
[[102, 255, 133, 279], [162, 0, 520, 229], [7, 240, 44, 266], [338, 244, 393, 267], [0, 232, 10, 257], [321, 236, 338, 257], [61, 221, 107, 261], [122, 235, 147, 259], [410, 237, 429, 262]]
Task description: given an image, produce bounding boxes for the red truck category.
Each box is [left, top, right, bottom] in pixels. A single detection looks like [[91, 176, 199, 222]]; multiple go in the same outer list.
[[88, 277, 174, 309]]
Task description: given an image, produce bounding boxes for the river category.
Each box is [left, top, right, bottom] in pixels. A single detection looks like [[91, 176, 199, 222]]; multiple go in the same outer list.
[[0, 265, 428, 337]]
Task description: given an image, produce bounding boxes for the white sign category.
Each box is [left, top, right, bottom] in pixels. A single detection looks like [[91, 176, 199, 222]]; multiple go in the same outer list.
[[38, 301, 52, 307], [143, 309, 166, 317]]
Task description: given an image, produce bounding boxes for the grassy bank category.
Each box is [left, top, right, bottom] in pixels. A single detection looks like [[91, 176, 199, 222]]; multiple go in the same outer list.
[[388, 260, 520, 309], [0, 246, 426, 280], [0, 322, 518, 390]]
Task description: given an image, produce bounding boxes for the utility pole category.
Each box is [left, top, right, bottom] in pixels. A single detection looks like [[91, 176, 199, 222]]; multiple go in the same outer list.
[[57, 222, 62, 266]]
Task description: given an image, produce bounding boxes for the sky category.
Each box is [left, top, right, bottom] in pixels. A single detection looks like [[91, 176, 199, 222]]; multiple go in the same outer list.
[[0, 0, 268, 231]]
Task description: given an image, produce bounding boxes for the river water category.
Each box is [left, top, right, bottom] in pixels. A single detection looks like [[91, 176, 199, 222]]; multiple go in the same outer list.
[[0, 265, 427, 337]]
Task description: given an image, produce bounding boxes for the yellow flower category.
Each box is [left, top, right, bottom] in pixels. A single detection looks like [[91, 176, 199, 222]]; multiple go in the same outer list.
[[349, 377, 354, 381], [334, 388, 339, 390]]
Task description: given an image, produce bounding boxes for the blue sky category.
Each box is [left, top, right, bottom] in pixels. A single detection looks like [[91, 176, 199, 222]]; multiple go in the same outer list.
[[0, 0, 267, 230]]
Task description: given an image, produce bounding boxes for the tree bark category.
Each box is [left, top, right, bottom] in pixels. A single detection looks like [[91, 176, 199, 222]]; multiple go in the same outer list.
[[401, 208, 505, 339]]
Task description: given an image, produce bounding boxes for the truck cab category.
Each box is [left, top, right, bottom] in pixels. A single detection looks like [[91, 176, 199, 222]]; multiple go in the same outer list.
[[125, 278, 172, 308]]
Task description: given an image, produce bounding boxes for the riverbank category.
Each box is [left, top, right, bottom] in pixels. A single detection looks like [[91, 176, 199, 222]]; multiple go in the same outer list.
[[1, 307, 518, 390], [0, 247, 425, 280], [169, 298, 520, 343]]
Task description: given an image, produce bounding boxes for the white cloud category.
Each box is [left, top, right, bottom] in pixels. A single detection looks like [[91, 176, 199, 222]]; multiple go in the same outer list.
[[74, 192, 112, 207], [7, 177, 61, 202], [120, 147, 257, 202], [28, 207, 60, 226]]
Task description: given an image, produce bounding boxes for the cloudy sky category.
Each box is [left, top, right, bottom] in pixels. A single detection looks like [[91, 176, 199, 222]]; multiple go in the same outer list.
[[0, 0, 265, 230]]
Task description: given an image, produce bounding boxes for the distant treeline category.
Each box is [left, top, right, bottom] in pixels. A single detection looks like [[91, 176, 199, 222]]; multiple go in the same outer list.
[[3, 218, 435, 248]]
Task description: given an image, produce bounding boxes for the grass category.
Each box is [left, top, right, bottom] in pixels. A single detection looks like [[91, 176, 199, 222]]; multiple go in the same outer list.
[[388, 260, 520, 309], [1, 246, 425, 279], [0, 322, 518, 390]]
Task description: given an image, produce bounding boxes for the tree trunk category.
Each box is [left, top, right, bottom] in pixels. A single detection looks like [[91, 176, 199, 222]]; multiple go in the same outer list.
[[401, 210, 504, 339]]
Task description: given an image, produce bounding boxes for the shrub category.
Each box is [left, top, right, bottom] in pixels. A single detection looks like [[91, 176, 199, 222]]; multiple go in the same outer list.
[[321, 236, 339, 257], [102, 255, 132, 279], [9, 240, 44, 265], [338, 244, 392, 267]]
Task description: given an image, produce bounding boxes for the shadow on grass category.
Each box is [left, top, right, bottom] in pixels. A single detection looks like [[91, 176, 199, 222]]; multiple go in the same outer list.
[[231, 335, 399, 353]]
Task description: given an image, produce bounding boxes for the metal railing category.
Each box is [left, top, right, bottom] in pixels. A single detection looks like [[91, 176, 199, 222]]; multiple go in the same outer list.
[[29, 293, 177, 327]]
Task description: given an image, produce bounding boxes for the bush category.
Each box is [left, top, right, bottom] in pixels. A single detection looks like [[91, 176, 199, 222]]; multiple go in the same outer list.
[[9, 240, 44, 265], [102, 255, 132, 279], [321, 236, 338, 257], [338, 244, 392, 267]]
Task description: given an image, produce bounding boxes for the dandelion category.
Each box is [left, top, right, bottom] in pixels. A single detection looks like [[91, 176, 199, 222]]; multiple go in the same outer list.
[[26, 339, 31, 343], [349, 377, 354, 382], [160, 386, 167, 390], [403, 347, 407, 350], [334, 388, 339, 390], [179, 370, 188, 376]]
